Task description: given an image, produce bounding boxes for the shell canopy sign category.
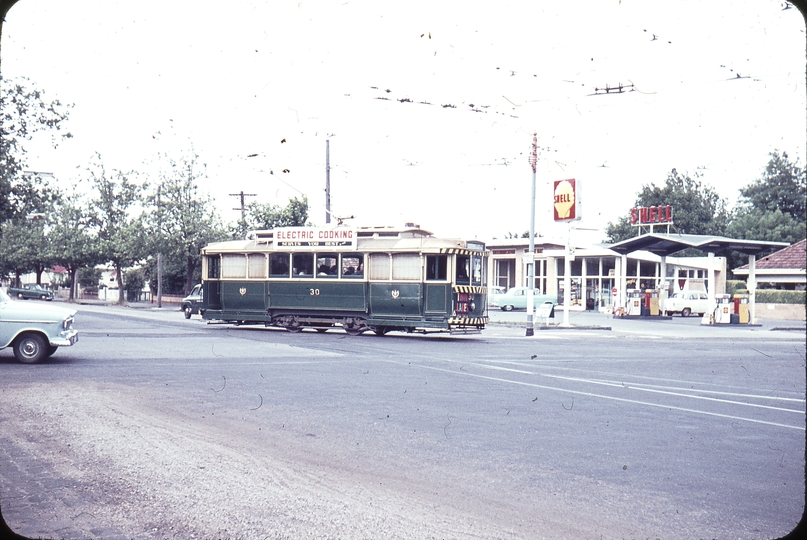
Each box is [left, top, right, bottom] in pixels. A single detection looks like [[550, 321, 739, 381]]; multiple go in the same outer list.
[[553, 178, 581, 222]]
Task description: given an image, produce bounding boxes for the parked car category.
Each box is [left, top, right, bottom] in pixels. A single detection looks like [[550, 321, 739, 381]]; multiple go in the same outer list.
[[181, 284, 204, 319], [664, 291, 709, 317], [497, 287, 556, 311], [7, 283, 54, 301], [488, 286, 506, 307], [0, 288, 78, 363]]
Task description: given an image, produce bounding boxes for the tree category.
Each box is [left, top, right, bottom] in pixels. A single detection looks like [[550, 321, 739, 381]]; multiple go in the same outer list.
[[48, 189, 103, 300], [735, 151, 806, 223], [144, 148, 226, 294], [605, 169, 729, 243], [234, 195, 310, 238], [0, 76, 71, 224], [86, 154, 145, 305], [0, 220, 46, 286]]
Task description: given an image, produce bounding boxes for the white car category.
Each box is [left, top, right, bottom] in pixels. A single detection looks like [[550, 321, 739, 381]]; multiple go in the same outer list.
[[664, 291, 709, 317], [0, 288, 78, 363]]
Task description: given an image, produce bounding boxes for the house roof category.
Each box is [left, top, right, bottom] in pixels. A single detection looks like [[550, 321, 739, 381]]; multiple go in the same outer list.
[[736, 238, 806, 270]]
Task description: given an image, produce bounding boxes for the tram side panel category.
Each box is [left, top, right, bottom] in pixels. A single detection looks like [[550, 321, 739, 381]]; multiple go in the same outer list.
[[268, 280, 367, 312], [368, 283, 423, 318]]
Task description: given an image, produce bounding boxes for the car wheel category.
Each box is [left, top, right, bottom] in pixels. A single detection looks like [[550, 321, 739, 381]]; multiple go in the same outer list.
[[184, 305, 192, 319], [17, 293, 24, 299], [46, 345, 58, 357], [501, 305, 514, 311], [681, 307, 691, 317], [13, 333, 48, 364]]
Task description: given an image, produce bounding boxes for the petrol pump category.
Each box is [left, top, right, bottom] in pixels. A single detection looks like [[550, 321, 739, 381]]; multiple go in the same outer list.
[[733, 295, 750, 324], [646, 289, 660, 316], [626, 289, 643, 316], [714, 294, 733, 324]]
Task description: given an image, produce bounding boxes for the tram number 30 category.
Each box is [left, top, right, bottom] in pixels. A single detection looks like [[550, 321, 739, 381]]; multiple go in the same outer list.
[[309, 288, 321, 296]]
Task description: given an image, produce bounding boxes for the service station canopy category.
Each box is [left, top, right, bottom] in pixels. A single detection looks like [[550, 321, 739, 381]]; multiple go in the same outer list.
[[608, 233, 788, 257]]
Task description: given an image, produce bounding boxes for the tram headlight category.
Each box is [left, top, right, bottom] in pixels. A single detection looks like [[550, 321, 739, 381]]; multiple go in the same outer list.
[[469, 302, 476, 311]]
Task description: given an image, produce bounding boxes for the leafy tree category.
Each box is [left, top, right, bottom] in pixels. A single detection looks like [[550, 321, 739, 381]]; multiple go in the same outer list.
[[0, 76, 71, 224], [605, 169, 729, 243], [0, 220, 47, 287], [735, 150, 806, 222], [86, 154, 145, 305], [144, 147, 227, 294], [724, 152, 806, 276], [234, 195, 309, 239], [48, 189, 103, 300]]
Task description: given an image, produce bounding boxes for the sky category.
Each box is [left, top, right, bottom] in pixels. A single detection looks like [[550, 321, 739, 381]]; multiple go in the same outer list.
[[1, 0, 805, 244]]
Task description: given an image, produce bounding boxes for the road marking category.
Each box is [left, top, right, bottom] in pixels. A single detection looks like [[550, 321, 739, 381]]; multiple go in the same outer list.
[[399, 362, 806, 431]]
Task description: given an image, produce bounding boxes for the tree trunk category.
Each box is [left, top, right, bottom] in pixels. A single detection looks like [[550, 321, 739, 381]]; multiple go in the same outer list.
[[115, 262, 126, 305], [185, 258, 197, 295]]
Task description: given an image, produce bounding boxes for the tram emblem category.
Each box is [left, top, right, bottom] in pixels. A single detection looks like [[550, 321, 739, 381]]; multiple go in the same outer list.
[[239, 287, 247, 296], [391, 290, 400, 299]]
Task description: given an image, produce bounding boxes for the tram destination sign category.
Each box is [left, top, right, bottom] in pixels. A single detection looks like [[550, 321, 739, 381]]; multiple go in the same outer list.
[[274, 227, 357, 250]]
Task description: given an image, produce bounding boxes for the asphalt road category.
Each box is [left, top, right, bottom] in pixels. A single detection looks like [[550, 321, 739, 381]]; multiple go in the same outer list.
[[1, 305, 804, 539]]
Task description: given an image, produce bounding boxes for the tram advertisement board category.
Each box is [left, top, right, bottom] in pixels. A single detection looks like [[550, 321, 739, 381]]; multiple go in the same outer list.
[[274, 227, 357, 249], [553, 178, 581, 222]]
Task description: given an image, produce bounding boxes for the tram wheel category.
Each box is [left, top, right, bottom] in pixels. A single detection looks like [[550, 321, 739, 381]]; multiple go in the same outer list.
[[285, 325, 303, 333], [342, 317, 367, 336], [372, 327, 389, 336], [315, 328, 328, 333]]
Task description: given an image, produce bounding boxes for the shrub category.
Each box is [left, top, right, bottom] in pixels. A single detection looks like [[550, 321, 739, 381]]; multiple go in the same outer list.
[[754, 290, 806, 305]]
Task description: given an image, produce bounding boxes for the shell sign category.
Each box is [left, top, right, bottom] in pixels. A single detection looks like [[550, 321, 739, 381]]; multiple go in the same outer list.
[[553, 179, 581, 222]]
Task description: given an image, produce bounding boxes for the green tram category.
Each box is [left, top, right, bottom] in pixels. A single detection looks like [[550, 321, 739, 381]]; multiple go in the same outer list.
[[199, 224, 489, 335]]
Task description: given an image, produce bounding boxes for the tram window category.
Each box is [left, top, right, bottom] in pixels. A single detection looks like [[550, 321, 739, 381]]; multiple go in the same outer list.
[[206, 256, 220, 279], [426, 255, 447, 281], [222, 254, 247, 278], [456, 255, 470, 285], [392, 253, 420, 281], [292, 253, 314, 277], [342, 255, 364, 278], [248, 254, 267, 279], [471, 256, 482, 286], [368, 253, 390, 280], [316, 254, 339, 277], [269, 253, 290, 278]]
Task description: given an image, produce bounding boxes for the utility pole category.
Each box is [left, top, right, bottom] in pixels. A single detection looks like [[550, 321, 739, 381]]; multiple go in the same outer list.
[[230, 191, 257, 239], [526, 133, 538, 337], [325, 139, 331, 224], [157, 186, 162, 308]]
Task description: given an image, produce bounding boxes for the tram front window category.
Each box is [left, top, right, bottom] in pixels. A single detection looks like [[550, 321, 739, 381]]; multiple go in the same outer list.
[[456, 255, 470, 285], [472, 256, 482, 286]]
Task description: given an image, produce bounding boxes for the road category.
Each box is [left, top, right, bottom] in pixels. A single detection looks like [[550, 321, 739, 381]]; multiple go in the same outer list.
[[1, 305, 804, 539]]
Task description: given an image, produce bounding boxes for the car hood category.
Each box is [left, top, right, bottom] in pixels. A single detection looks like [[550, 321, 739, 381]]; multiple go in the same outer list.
[[0, 299, 76, 320]]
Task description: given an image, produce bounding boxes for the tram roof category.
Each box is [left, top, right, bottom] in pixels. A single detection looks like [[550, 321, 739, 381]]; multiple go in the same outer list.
[[202, 224, 485, 253]]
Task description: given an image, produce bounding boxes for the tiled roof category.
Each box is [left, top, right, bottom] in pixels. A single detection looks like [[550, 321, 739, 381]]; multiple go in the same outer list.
[[738, 238, 806, 270]]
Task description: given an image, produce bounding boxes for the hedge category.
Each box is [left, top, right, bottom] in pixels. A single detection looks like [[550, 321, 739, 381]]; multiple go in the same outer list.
[[753, 290, 806, 305]]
